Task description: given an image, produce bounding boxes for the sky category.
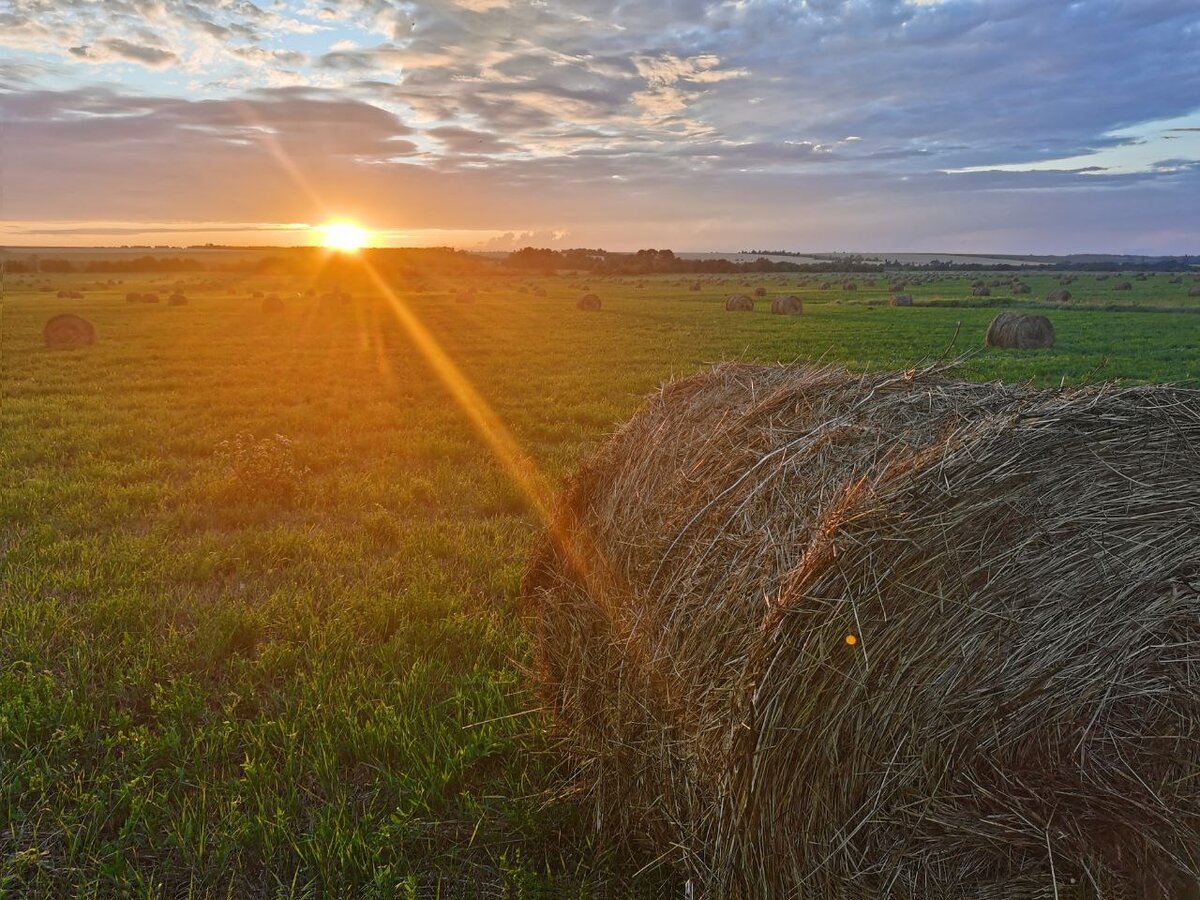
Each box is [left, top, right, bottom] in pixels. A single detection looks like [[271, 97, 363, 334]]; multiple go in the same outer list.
[[0, 0, 1197, 254]]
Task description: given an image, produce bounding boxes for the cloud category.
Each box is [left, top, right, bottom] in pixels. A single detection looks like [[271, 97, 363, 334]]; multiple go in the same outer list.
[[0, 0, 1198, 252]]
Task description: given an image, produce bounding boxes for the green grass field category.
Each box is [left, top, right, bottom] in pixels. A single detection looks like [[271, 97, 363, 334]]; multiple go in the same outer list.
[[3, 268, 1199, 896]]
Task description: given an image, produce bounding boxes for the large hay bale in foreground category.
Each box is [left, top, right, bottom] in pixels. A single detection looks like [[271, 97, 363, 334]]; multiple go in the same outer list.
[[770, 295, 803, 316], [43, 314, 96, 349], [725, 294, 753, 312], [524, 363, 1200, 897], [577, 293, 601, 311], [984, 312, 1055, 349]]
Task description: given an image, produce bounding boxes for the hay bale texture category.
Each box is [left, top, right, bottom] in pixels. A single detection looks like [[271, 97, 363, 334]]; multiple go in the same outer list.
[[524, 363, 1200, 897], [43, 314, 96, 349], [577, 293, 601, 311], [725, 294, 754, 312], [984, 312, 1055, 349], [770, 295, 803, 316]]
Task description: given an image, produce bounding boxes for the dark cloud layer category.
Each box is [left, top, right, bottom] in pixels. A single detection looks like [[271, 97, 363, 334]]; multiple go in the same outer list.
[[0, 0, 1197, 251]]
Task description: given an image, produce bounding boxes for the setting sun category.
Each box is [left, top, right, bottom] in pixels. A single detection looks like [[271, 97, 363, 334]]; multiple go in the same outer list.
[[318, 221, 370, 253]]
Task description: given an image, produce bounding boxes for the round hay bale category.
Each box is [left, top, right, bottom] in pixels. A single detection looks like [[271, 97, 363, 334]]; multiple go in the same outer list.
[[525, 364, 1200, 896], [1189, 288, 1200, 298], [43, 313, 96, 350], [1011, 282, 1031, 294], [142, 292, 161, 304], [972, 286, 992, 297], [770, 295, 803, 316], [168, 292, 188, 306], [1114, 282, 1133, 291], [1047, 289, 1072, 302], [842, 281, 857, 291], [577, 293, 601, 311], [261, 294, 284, 314], [126, 292, 144, 303], [888, 293, 913, 306], [753, 286, 767, 298], [725, 294, 754, 312], [984, 312, 1055, 349]]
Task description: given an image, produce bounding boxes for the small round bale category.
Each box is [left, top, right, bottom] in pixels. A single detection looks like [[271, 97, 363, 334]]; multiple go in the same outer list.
[[1114, 282, 1133, 291], [984, 312, 1055, 349], [770, 295, 803, 316], [1011, 282, 1032, 294], [753, 286, 767, 298], [43, 314, 96, 350], [843, 281, 857, 291], [142, 292, 161, 304], [126, 292, 144, 303], [725, 294, 754, 312], [577, 293, 601, 311], [1189, 288, 1200, 298], [888, 293, 914, 306], [973, 286, 992, 297], [168, 292, 188, 306], [1047, 289, 1072, 302]]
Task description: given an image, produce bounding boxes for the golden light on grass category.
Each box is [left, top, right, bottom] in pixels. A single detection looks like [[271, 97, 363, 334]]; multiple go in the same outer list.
[[318, 220, 370, 253]]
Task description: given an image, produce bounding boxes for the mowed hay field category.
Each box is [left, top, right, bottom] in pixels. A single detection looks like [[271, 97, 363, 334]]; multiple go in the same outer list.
[[2, 268, 1200, 896]]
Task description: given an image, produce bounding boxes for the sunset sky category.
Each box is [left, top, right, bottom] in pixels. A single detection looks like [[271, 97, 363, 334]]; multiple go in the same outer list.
[[1, 0, 1197, 253]]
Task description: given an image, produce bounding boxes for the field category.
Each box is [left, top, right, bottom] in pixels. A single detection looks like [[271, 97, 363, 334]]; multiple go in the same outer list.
[[3, 267, 1199, 896]]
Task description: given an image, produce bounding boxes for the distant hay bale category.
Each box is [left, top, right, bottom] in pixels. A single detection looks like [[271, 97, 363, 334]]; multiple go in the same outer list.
[[126, 292, 143, 303], [842, 281, 857, 291], [577, 293, 601, 311], [1114, 282, 1133, 291], [725, 294, 754, 312], [753, 286, 767, 297], [972, 286, 992, 297], [1011, 282, 1031, 294], [984, 312, 1055, 349], [168, 292, 188, 306], [819, 281, 833, 290], [142, 292, 161, 304], [888, 282, 907, 292], [1189, 288, 1200, 298], [770, 295, 803, 316], [43, 313, 96, 350], [524, 362, 1200, 897], [888, 293, 913, 306], [1047, 289, 1072, 302]]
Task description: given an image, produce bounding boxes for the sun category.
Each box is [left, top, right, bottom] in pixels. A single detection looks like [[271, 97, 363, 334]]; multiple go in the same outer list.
[[318, 220, 370, 253]]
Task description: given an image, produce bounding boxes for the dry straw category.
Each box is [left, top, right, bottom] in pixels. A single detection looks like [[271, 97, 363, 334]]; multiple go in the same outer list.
[[524, 362, 1200, 897]]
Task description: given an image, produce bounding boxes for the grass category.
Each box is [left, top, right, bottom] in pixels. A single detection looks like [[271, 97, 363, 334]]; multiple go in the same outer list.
[[2, 267, 1199, 896]]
